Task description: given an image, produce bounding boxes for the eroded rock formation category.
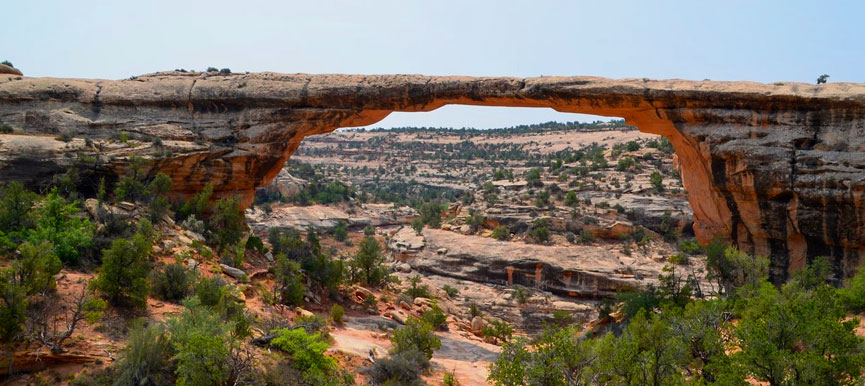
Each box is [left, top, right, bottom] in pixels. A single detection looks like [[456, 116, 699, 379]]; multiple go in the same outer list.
[[2, 71, 865, 281]]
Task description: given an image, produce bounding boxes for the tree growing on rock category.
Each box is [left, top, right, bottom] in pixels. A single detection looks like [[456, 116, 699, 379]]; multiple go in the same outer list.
[[95, 224, 153, 308], [349, 235, 388, 287]]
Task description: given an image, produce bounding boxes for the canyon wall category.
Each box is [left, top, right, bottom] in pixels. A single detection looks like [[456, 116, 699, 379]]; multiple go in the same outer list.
[[2, 71, 865, 282]]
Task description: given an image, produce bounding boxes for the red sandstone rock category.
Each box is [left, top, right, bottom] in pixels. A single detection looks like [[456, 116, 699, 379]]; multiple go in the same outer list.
[[2, 72, 865, 281]]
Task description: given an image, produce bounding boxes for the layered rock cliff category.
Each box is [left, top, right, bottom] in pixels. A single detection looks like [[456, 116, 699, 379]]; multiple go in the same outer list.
[[2, 71, 865, 281]]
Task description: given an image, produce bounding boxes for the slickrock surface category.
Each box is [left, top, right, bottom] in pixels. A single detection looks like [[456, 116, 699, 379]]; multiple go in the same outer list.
[[2, 71, 865, 281]]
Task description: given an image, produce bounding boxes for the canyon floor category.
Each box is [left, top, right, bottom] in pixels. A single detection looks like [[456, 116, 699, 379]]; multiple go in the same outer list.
[[2, 122, 718, 385]]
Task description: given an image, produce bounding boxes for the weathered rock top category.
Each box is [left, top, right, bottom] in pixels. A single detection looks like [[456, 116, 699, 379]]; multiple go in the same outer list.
[[2, 71, 865, 282]]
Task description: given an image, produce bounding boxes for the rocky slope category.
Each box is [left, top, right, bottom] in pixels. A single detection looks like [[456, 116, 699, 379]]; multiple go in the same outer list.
[[2, 71, 865, 281]]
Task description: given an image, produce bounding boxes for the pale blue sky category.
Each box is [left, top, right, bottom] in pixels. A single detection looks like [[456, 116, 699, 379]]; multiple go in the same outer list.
[[3, 0, 863, 128]]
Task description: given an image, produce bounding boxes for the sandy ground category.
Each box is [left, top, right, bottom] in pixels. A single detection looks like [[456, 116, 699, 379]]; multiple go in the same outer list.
[[330, 318, 500, 386]]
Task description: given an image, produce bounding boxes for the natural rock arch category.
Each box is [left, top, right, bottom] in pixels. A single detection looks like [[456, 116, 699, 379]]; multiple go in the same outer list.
[[2, 71, 865, 282]]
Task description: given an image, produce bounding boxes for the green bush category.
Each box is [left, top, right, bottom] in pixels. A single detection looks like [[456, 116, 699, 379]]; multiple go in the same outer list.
[[208, 196, 245, 247], [0, 182, 37, 234], [167, 298, 234, 386], [421, 304, 448, 331], [0, 270, 27, 341], [27, 189, 94, 265], [270, 328, 336, 377], [529, 218, 549, 244], [274, 254, 305, 306], [194, 276, 229, 308], [419, 202, 445, 228], [467, 211, 485, 232], [390, 317, 441, 360], [245, 235, 265, 252], [839, 267, 865, 312], [178, 184, 213, 221], [669, 252, 690, 266], [443, 370, 459, 386], [442, 284, 459, 298], [152, 263, 195, 303], [411, 218, 424, 235], [332, 222, 348, 242], [330, 304, 344, 325], [95, 230, 152, 308], [706, 243, 769, 295], [564, 190, 579, 207], [678, 238, 703, 255], [482, 319, 514, 345], [349, 236, 388, 287], [368, 349, 429, 386], [491, 225, 509, 241], [113, 321, 175, 386], [404, 275, 431, 300], [13, 241, 62, 295], [650, 171, 664, 191]]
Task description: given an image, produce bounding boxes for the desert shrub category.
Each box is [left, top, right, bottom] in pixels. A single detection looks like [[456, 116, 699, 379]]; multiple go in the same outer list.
[[528, 218, 550, 244], [669, 252, 690, 266], [443, 371, 459, 386], [177, 184, 213, 221], [152, 263, 195, 303], [13, 241, 62, 295], [332, 222, 348, 242], [273, 254, 305, 306], [511, 285, 529, 304], [839, 267, 865, 313], [95, 230, 152, 308], [114, 156, 147, 202], [269, 228, 345, 293], [525, 168, 542, 187], [390, 317, 441, 359], [349, 236, 388, 287], [0, 270, 27, 341], [0, 123, 12, 134], [270, 328, 336, 378], [442, 284, 459, 298], [491, 225, 509, 241], [194, 276, 229, 308], [0, 182, 37, 234], [208, 196, 245, 247], [482, 319, 514, 344], [706, 243, 769, 295], [368, 349, 429, 386], [469, 302, 482, 319], [421, 304, 448, 331], [27, 189, 94, 265], [363, 294, 378, 310], [113, 321, 175, 386], [467, 211, 485, 232], [330, 304, 344, 325], [167, 298, 234, 386], [564, 190, 579, 207], [364, 225, 376, 237], [245, 235, 265, 252], [534, 190, 550, 208], [411, 217, 424, 235], [678, 238, 702, 255], [219, 68, 231, 74], [180, 215, 206, 235], [650, 171, 664, 191], [146, 172, 173, 222], [551, 310, 575, 327], [404, 275, 431, 300], [419, 202, 445, 228]]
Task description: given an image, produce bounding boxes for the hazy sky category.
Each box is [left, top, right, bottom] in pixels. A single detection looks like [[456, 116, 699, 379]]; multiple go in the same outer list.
[[4, 0, 863, 128]]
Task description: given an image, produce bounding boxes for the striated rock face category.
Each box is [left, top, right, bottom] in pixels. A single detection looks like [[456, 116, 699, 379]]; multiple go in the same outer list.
[[2, 71, 865, 281]]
